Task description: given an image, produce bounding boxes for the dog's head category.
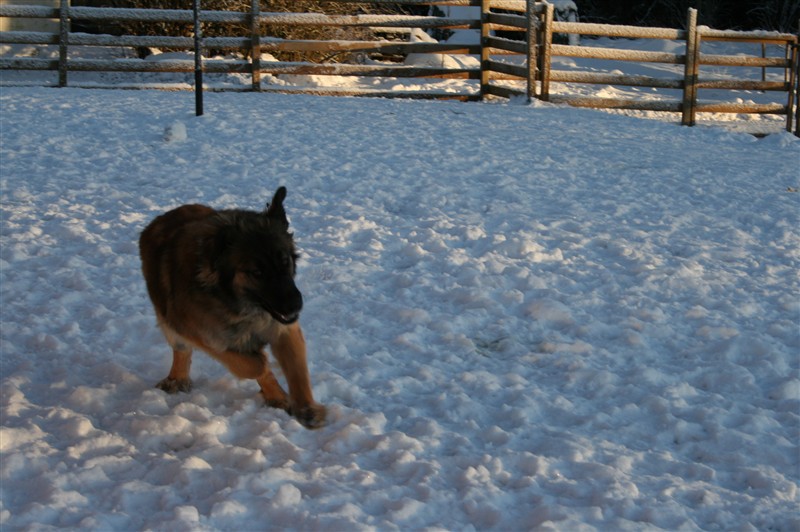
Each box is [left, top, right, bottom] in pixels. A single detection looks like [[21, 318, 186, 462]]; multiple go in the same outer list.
[[202, 187, 303, 324]]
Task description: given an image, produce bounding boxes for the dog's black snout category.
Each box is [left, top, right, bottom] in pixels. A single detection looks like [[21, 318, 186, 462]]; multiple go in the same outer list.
[[272, 280, 302, 323], [285, 285, 303, 315]]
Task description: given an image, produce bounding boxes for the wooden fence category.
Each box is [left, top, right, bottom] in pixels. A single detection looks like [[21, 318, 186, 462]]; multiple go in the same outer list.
[[1, 0, 798, 132], [483, 1, 799, 131], [0, 0, 489, 100]]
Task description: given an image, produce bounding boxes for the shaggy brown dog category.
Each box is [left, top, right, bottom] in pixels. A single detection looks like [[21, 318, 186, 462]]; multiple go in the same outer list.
[[139, 187, 326, 429]]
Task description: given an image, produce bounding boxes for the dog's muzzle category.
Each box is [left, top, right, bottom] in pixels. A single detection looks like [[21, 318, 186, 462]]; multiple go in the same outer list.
[[263, 284, 303, 325], [270, 309, 300, 325]]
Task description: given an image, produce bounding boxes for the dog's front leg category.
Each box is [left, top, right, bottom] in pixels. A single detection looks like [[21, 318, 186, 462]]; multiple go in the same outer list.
[[255, 369, 290, 412], [208, 349, 290, 411], [211, 349, 267, 380], [270, 322, 327, 429]]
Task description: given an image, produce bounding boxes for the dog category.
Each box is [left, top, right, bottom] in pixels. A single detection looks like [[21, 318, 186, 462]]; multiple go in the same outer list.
[[139, 187, 326, 429]]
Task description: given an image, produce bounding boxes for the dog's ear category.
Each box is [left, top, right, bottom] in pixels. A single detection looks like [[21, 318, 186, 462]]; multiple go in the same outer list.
[[265, 186, 289, 228]]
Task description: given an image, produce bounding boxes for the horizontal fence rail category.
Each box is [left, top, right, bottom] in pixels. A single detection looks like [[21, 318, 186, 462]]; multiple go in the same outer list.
[[1, 1, 798, 132]]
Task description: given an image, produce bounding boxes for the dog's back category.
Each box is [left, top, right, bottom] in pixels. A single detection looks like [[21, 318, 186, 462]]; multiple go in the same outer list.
[[139, 204, 216, 319]]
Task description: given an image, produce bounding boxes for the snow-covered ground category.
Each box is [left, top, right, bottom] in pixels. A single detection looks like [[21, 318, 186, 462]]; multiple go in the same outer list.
[[1, 78, 799, 530]]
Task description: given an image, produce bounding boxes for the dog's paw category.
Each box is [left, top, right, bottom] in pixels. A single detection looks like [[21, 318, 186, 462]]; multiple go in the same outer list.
[[291, 403, 327, 430], [155, 377, 192, 394]]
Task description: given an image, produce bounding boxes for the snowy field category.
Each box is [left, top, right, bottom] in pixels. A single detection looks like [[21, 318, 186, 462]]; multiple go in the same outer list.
[[1, 85, 799, 531]]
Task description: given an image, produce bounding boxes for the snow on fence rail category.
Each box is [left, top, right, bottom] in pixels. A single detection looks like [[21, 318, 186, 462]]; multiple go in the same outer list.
[[1, 0, 798, 132]]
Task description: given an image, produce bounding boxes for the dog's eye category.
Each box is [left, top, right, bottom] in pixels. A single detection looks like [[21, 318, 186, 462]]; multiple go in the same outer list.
[[244, 268, 261, 278]]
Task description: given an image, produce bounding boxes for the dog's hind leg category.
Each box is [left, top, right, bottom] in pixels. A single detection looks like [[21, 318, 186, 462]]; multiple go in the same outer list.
[[270, 323, 327, 429], [155, 322, 193, 393], [156, 347, 193, 393]]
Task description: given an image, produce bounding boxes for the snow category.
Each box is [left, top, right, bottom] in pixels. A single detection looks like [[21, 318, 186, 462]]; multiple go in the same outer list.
[[1, 65, 799, 530]]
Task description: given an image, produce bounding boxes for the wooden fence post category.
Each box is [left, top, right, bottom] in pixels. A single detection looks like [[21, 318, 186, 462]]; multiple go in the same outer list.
[[539, 2, 554, 102], [58, 0, 69, 87], [525, 0, 538, 102], [480, 0, 491, 100], [792, 40, 799, 136], [250, 0, 261, 91], [681, 7, 699, 126], [790, 19, 799, 135], [194, 0, 203, 116], [795, 19, 800, 135]]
